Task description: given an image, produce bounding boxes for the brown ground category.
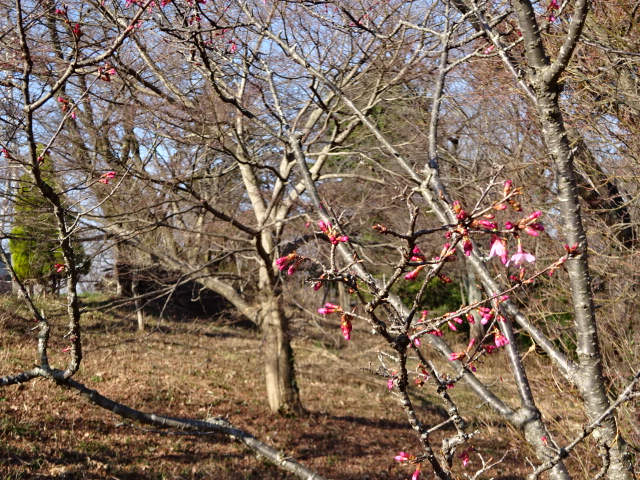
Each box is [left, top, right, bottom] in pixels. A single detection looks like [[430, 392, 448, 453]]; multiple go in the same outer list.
[[0, 295, 621, 479]]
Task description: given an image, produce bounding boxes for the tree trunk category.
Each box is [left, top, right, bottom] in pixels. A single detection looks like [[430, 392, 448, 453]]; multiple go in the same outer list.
[[261, 293, 303, 415], [114, 242, 132, 297], [131, 272, 144, 332], [535, 86, 634, 480]]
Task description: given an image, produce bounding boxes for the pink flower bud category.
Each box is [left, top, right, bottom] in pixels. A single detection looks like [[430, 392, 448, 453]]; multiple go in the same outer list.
[[341, 325, 351, 340], [412, 465, 421, 480], [462, 238, 473, 256], [477, 220, 498, 229], [459, 449, 471, 467], [340, 315, 352, 341], [484, 344, 497, 354], [404, 265, 424, 281], [411, 245, 425, 262], [319, 305, 341, 314], [449, 351, 465, 361], [395, 452, 410, 462]]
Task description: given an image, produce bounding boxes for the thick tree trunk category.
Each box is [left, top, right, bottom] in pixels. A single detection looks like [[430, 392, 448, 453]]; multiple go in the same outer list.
[[534, 87, 634, 480], [261, 293, 302, 415]]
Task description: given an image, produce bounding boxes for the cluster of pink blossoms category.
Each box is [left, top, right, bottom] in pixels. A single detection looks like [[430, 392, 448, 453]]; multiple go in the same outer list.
[[317, 303, 354, 340], [99, 171, 117, 184], [548, 0, 560, 22], [403, 182, 543, 284], [275, 253, 301, 275], [318, 220, 349, 245], [404, 244, 455, 282], [449, 181, 544, 268]]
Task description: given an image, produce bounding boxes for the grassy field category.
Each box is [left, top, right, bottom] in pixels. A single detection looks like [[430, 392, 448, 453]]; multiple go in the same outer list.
[[0, 294, 621, 479]]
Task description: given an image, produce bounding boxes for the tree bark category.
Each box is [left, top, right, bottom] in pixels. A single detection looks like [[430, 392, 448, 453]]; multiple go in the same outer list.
[[261, 293, 303, 415], [533, 83, 634, 480]]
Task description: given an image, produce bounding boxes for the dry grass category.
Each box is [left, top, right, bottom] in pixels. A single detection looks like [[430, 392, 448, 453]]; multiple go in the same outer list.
[[0, 294, 633, 479]]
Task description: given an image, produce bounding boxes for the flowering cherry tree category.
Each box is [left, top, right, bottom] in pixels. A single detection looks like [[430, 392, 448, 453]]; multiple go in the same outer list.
[[1, 0, 639, 478], [264, 0, 640, 477]]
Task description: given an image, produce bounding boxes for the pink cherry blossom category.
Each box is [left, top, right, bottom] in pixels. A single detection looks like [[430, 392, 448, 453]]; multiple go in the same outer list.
[[494, 331, 510, 348], [507, 244, 535, 266], [489, 235, 508, 265]]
